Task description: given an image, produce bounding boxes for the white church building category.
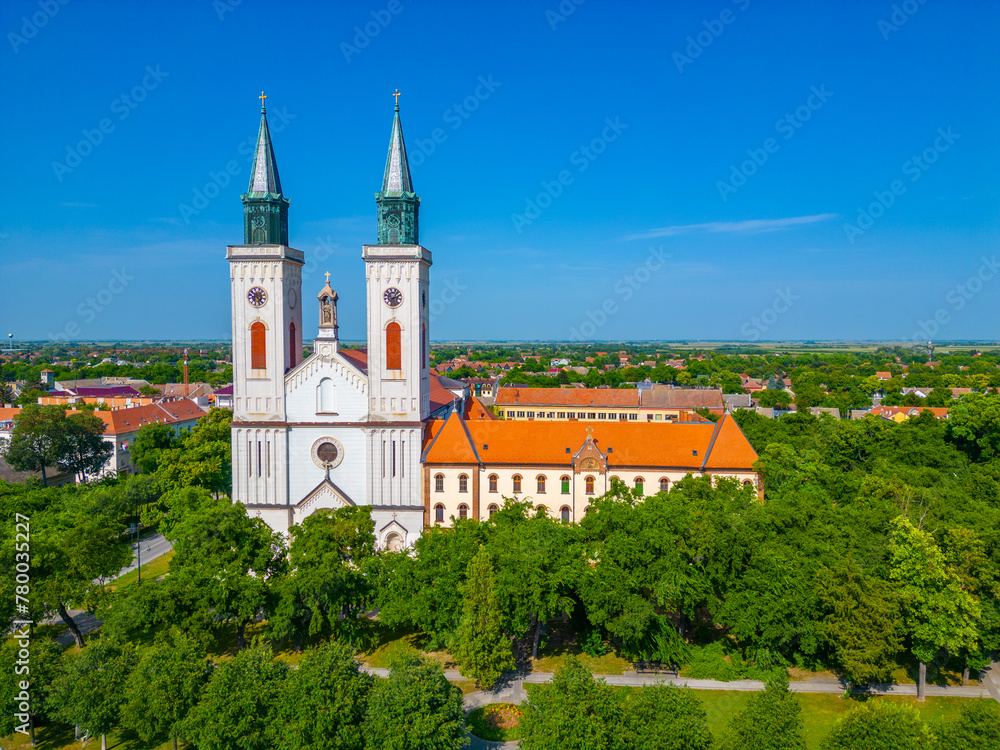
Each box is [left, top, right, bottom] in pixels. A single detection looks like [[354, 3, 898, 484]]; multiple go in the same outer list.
[[227, 94, 436, 550], [226, 94, 763, 550]]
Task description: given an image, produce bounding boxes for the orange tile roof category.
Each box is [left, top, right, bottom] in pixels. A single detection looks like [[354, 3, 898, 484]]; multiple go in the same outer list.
[[463, 397, 497, 421], [870, 405, 950, 419], [429, 375, 461, 413], [495, 387, 639, 408], [702, 414, 760, 469], [93, 399, 208, 435], [424, 414, 757, 470], [640, 386, 724, 409], [340, 349, 368, 372]]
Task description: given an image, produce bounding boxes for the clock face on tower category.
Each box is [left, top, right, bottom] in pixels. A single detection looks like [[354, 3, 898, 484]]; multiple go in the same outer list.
[[383, 288, 403, 308], [386, 213, 400, 228], [247, 287, 267, 307]]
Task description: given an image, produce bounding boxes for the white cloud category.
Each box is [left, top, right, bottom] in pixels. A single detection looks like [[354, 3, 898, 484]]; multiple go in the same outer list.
[[622, 213, 838, 241]]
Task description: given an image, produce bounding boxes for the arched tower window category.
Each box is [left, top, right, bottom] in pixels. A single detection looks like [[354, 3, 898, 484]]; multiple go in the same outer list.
[[489, 474, 498, 493], [434, 504, 444, 523], [585, 476, 595, 495], [250, 322, 266, 370], [537, 475, 546, 493], [659, 477, 670, 492], [459, 474, 468, 493], [434, 473, 444, 492], [561, 506, 571, 522], [386, 321, 402, 370], [512, 475, 522, 493], [289, 322, 297, 368]]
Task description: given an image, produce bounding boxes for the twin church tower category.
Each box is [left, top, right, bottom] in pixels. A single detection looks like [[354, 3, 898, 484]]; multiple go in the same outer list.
[[226, 92, 431, 547]]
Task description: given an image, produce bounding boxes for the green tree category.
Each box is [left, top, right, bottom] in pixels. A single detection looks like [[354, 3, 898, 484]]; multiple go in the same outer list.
[[934, 699, 1000, 749], [1, 404, 70, 486], [888, 516, 981, 700], [278, 640, 373, 750], [363, 652, 468, 750], [271, 506, 376, 649], [0, 638, 63, 744], [130, 422, 181, 474], [121, 631, 211, 750], [757, 389, 792, 409], [50, 639, 138, 750], [453, 548, 514, 688], [182, 640, 286, 750], [156, 408, 233, 496], [946, 393, 1000, 461], [622, 684, 713, 750], [60, 409, 113, 481], [817, 562, 902, 685], [722, 677, 804, 750], [168, 501, 287, 649], [0, 380, 15, 404], [520, 657, 622, 750], [821, 700, 933, 750]]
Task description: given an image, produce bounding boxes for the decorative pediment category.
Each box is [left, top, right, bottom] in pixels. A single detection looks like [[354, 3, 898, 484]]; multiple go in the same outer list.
[[295, 478, 355, 515], [573, 427, 607, 474]]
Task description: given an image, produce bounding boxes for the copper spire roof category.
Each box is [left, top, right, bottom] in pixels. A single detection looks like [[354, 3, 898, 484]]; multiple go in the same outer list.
[[381, 103, 413, 194], [247, 105, 283, 196]]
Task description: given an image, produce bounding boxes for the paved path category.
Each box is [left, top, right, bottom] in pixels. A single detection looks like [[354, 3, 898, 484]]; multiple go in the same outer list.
[[117, 532, 172, 577], [50, 533, 173, 646]]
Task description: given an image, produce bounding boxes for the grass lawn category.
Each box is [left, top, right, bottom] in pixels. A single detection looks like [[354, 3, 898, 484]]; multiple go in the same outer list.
[[531, 619, 632, 676], [692, 690, 978, 749], [467, 703, 524, 742], [110, 550, 173, 590], [1, 722, 178, 749]]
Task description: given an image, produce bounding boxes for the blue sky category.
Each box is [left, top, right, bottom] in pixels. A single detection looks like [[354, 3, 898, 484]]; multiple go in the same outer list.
[[2, 0, 998, 344]]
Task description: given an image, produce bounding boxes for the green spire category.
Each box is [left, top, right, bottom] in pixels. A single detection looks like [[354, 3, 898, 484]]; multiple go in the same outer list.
[[241, 92, 289, 245], [376, 92, 419, 245]]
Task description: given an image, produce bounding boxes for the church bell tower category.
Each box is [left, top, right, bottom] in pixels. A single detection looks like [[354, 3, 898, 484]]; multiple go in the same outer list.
[[227, 92, 302, 510], [363, 93, 431, 423]]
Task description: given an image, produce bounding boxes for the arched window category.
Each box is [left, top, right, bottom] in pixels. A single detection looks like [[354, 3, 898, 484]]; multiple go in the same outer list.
[[385, 532, 403, 552], [561, 506, 570, 522], [488, 503, 499, 517], [317, 377, 335, 413], [434, 504, 444, 523], [634, 477, 645, 493], [459, 503, 468, 519], [512, 474, 522, 493], [434, 473, 444, 492], [743, 480, 754, 488], [386, 321, 401, 370], [536, 505, 546, 515], [659, 477, 669, 492], [560, 475, 570, 494], [537, 475, 546, 493], [250, 322, 266, 370], [459, 474, 468, 493], [289, 322, 296, 368], [489, 474, 498, 493], [585, 476, 595, 495]]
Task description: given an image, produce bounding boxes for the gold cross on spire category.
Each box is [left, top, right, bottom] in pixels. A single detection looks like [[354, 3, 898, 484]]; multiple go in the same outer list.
[[259, 91, 267, 110], [393, 88, 401, 106], [324, 271, 331, 284]]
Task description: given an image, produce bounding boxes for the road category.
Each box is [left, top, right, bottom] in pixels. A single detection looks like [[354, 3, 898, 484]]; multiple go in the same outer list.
[[118, 532, 172, 578]]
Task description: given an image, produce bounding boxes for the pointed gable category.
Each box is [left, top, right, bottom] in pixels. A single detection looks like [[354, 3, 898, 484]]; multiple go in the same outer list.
[[702, 414, 759, 469], [423, 411, 479, 464]]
